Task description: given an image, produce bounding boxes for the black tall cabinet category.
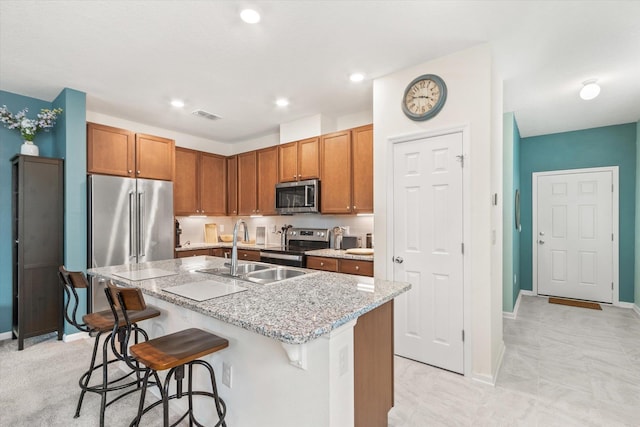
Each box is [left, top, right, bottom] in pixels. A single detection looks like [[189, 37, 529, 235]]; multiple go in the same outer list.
[[12, 155, 64, 350]]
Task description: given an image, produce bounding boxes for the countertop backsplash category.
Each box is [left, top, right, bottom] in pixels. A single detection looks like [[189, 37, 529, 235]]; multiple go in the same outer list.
[[176, 214, 373, 248]]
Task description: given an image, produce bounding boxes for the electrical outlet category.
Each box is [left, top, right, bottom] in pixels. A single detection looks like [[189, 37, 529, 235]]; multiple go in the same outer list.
[[222, 362, 232, 388], [219, 224, 225, 232], [339, 346, 348, 376], [271, 224, 277, 233]]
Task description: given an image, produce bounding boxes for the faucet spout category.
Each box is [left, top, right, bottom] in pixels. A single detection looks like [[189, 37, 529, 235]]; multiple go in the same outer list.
[[230, 219, 249, 276]]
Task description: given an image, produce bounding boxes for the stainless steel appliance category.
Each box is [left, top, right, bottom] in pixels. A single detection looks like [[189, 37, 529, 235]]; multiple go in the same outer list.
[[260, 227, 330, 267], [275, 179, 320, 214], [88, 175, 174, 311]]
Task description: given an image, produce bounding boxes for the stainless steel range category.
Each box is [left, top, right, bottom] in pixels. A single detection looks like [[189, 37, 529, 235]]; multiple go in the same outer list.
[[260, 227, 330, 267]]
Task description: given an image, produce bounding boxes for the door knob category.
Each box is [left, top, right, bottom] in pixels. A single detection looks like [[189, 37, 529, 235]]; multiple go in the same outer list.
[[539, 231, 545, 236], [539, 240, 545, 245], [393, 256, 404, 264]]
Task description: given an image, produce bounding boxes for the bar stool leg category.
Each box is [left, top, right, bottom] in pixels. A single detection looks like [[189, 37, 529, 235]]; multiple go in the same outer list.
[[74, 331, 103, 418]]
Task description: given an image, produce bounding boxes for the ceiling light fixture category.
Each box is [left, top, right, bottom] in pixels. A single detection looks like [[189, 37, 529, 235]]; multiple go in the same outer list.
[[580, 79, 601, 100], [170, 99, 185, 108], [240, 9, 261, 24], [275, 98, 289, 107], [350, 73, 364, 83]]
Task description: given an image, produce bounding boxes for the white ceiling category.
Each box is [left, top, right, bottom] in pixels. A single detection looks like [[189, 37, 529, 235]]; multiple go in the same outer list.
[[1, 1, 639, 143]]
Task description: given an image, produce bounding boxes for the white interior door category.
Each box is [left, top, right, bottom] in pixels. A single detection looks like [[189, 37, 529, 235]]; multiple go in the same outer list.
[[536, 170, 613, 303], [392, 132, 464, 374]]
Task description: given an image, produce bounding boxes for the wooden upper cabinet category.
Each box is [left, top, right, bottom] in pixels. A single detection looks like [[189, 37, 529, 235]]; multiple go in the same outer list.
[[320, 130, 352, 214], [278, 137, 319, 183], [226, 156, 238, 215], [200, 153, 226, 215], [298, 137, 320, 180], [257, 146, 278, 215], [87, 123, 135, 177], [351, 124, 373, 214], [237, 151, 257, 216], [174, 148, 199, 215], [174, 149, 226, 216], [135, 133, 175, 181], [87, 122, 175, 181]]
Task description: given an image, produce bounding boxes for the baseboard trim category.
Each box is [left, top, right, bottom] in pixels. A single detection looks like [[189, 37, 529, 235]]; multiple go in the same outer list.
[[503, 289, 536, 320], [0, 331, 13, 341], [63, 331, 89, 343], [633, 304, 640, 318], [471, 341, 505, 387]]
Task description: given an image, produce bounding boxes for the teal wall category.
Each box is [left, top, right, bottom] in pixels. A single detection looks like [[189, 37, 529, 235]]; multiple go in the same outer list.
[[53, 89, 88, 334], [502, 113, 522, 312], [636, 121, 640, 308], [0, 89, 87, 335], [520, 123, 637, 303]]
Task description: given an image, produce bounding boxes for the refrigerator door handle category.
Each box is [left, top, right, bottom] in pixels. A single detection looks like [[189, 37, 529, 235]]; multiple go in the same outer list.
[[129, 191, 137, 259], [138, 191, 145, 258]]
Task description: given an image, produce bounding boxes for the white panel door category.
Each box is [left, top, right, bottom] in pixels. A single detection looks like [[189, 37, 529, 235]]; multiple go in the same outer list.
[[392, 132, 464, 373], [536, 171, 613, 303]]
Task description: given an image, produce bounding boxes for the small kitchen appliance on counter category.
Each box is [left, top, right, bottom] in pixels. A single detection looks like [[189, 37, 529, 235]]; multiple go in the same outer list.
[[175, 219, 182, 248], [260, 227, 330, 267]]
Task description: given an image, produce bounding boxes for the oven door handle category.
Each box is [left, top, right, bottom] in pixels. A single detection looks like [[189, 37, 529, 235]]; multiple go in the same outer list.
[[259, 252, 304, 262]]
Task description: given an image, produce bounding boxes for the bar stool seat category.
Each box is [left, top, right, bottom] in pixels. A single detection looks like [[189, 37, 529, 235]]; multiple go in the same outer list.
[[58, 267, 160, 427], [106, 283, 228, 427]]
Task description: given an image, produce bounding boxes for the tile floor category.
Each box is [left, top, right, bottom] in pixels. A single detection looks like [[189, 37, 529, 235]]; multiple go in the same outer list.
[[388, 295, 640, 426]]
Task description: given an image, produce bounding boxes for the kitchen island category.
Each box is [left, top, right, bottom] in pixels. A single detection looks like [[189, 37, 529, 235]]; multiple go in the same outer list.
[[88, 256, 410, 427]]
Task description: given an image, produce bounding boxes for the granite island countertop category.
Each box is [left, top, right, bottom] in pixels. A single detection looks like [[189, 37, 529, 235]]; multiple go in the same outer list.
[[88, 256, 409, 345]]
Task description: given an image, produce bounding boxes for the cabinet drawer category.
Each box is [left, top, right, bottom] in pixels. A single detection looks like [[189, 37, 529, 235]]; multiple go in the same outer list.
[[238, 249, 261, 262], [340, 259, 373, 277], [307, 256, 339, 272], [176, 249, 210, 258]]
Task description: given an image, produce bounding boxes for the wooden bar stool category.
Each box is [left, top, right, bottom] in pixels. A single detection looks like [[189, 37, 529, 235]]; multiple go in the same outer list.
[[58, 267, 161, 426], [105, 282, 228, 427]]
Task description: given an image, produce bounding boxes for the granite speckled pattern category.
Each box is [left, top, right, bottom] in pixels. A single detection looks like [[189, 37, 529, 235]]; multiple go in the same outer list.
[[88, 256, 409, 345], [305, 248, 374, 261]]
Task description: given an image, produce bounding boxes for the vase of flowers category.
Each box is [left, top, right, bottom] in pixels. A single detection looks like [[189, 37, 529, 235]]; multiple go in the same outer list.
[[0, 105, 63, 156]]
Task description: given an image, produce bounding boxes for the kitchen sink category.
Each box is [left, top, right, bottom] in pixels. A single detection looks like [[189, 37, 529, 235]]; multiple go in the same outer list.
[[245, 267, 307, 284], [197, 263, 307, 284]]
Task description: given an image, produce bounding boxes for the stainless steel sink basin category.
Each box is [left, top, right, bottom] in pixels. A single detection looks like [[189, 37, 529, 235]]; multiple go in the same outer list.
[[245, 267, 307, 284], [197, 263, 307, 284]]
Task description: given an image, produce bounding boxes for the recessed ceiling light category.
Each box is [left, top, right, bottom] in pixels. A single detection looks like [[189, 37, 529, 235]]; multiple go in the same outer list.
[[580, 79, 601, 100], [170, 99, 185, 108], [275, 98, 289, 107], [350, 73, 365, 83], [240, 9, 261, 24]]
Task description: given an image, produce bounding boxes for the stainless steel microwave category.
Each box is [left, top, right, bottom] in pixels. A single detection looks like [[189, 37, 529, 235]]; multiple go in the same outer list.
[[275, 179, 320, 214]]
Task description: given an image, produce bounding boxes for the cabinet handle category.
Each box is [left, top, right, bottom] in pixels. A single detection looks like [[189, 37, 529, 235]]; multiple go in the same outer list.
[[355, 265, 360, 270], [346, 206, 350, 209], [353, 206, 357, 210], [137, 170, 141, 175], [298, 174, 301, 178], [293, 175, 296, 179], [128, 169, 133, 174], [201, 210, 205, 214], [320, 262, 324, 266]]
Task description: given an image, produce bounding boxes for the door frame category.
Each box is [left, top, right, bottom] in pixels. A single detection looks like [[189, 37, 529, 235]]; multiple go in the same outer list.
[[387, 124, 472, 377], [531, 166, 620, 305]]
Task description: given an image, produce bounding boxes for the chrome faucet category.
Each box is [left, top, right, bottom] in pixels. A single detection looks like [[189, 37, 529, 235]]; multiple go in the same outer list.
[[230, 218, 249, 276]]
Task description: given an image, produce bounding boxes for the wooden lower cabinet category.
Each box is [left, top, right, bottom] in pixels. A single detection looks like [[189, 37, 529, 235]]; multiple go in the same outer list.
[[306, 256, 373, 277], [175, 249, 210, 258], [211, 248, 260, 261], [306, 256, 339, 272], [211, 248, 231, 258], [354, 300, 394, 427]]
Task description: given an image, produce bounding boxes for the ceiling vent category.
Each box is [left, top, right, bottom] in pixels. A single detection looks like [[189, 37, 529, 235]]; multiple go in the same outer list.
[[191, 109, 222, 121]]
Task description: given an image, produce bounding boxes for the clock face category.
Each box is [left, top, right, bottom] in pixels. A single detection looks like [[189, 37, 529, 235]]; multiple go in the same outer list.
[[402, 74, 447, 121]]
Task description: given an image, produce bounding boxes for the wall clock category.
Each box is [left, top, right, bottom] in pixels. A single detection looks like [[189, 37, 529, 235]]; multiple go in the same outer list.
[[402, 74, 447, 121]]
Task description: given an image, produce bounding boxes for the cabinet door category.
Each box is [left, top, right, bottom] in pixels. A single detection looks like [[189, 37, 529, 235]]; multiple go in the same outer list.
[[298, 137, 320, 180], [278, 141, 298, 183], [87, 122, 135, 177], [320, 130, 352, 214], [237, 151, 257, 215], [257, 146, 278, 215], [226, 156, 238, 215], [174, 148, 199, 215], [351, 125, 373, 214], [135, 133, 175, 181], [340, 259, 374, 277], [200, 152, 227, 215], [238, 249, 261, 262]]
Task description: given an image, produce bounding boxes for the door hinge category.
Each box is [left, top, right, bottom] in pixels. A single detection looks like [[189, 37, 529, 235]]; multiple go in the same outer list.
[[456, 154, 464, 167], [461, 243, 464, 254], [611, 184, 614, 192], [462, 330, 465, 342], [611, 282, 614, 290]]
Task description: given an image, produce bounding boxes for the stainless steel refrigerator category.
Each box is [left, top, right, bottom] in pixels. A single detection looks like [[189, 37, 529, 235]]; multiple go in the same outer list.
[[88, 175, 174, 311]]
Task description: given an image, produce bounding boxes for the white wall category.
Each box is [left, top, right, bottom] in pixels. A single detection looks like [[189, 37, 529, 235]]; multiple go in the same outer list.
[[373, 44, 503, 381], [229, 132, 280, 155]]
